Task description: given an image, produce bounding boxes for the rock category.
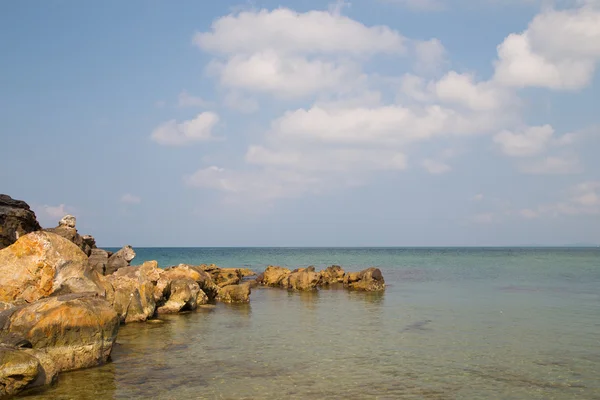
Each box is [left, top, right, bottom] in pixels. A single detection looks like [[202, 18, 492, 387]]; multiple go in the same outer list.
[[0, 231, 110, 304], [211, 268, 242, 287], [105, 245, 136, 275], [344, 267, 385, 292], [160, 264, 219, 301], [0, 345, 41, 398], [0, 194, 41, 250], [89, 248, 109, 275], [157, 279, 203, 314], [44, 215, 94, 256], [216, 283, 251, 303], [107, 275, 156, 324], [0, 294, 119, 372], [284, 267, 321, 291], [258, 266, 291, 287], [82, 235, 96, 250], [320, 265, 345, 285], [58, 215, 76, 229]]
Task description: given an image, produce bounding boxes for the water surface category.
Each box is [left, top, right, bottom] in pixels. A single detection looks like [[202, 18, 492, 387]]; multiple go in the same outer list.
[[24, 248, 600, 399]]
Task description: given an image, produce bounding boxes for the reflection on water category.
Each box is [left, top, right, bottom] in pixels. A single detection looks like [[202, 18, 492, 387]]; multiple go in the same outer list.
[[22, 247, 600, 399]]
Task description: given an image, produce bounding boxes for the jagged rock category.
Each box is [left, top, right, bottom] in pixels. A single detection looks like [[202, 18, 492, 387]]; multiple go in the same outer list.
[[58, 215, 76, 228], [157, 279, 204, 314], [216, 283, 251, 303], [284, 267, 321, 291], [344, 267, 385, 292], [0, 194, 41, 250], [0, 231, 110, 304], [82, 235, 96, 249], [320, 265, 345, 285], [0, 293, 119, 372], [160, 264, 219, 301], [0, 345, 48, 399], [89, 248, 109, 275], [44, 215, 94, 256], [258, 266, 291, 287], [105, 245, 136, 275]]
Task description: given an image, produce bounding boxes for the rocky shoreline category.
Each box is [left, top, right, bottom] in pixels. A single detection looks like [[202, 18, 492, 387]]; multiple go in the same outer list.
[[0, 194, 385, 398]]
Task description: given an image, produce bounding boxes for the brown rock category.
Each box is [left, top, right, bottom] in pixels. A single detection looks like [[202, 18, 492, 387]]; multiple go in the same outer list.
[[0, 294, 119, 372], [89, 248, 109, 275], [211, 268, 243, 287], [344, 267, 385, 292], [285, 266, 321, 291], [0, 194, 41, 250], [0, 345, 41, 398], [160, 264, 219, 301], [0, 231, 110, 304], [217, 283, 251, 303], [258, 266, 291, 287], [320, 265, 345, 285], [157, 279, 203, 314], [44, 215, 94, 256], [105, 245, 136, 275]]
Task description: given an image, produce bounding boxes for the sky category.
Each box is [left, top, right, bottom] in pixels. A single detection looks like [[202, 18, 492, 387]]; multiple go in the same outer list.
[[1, 0, 599, 247]]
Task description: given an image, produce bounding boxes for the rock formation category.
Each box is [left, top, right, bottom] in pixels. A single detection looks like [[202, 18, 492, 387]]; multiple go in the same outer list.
[[216, 283, 251, 303], [105, 245, 136, 275], [0, 194, 41, 250], [45, 214, 95, 256]]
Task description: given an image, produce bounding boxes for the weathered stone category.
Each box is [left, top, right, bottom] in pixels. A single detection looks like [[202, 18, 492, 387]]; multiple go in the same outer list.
[[0, 231, 110, 304], [58, 215, 76, 228], [45, 215, 93, 256], [160, 264, 219, 301], [258, 266, 291, 287], [0, 345, 41, 398], [105, 245, 136, 275], [0, 294, 119, 372], [157, 279, 202, 314], [0, 194, 41, 250], [285, 267, 321, 291], [107, 275, 156, 324], [89, 248, 109, 275], [320, 265, 345, 285], [216, 283, 251, 303], [81, 235, 96, 250], [344, 267, 385, 292]]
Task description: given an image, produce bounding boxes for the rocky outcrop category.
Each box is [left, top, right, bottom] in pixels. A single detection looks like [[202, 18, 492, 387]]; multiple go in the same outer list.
[[105, 245, 136, 275], [0, 294, 119, 372], [216, 283, 251, 303], [0, 231, 110, 304], [258, 266, 292, 287], [160, 264, 219, 301], [89, 248, 109, 275], [283, 267, 321, 291], [157, 279, 206, 314], [343, 267, 385, 292], [0, 345, 59, 398], [320, 265, 345, 285], [45, 215, 95, 256], [0, 194, 41, 250]]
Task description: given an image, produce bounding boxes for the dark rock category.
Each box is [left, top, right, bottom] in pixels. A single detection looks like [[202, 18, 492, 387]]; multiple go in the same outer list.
[[105, 245, 136, 275], [0, 194, 41, 250], [44, 215, 93, 256], [343, 267, 385, 292], [89, 248, 109, 275]]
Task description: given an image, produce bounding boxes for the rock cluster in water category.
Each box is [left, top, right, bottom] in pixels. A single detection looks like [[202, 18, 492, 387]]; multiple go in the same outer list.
[[0, 194, 385, 398]]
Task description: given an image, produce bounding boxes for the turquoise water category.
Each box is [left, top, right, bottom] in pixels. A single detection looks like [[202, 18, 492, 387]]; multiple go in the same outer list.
[[25, 247, 600, 399]]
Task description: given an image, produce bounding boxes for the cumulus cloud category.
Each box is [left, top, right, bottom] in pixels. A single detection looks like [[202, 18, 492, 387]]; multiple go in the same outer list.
[[421, 158, 451, 174], [42, 204, 69, 219], [178, 91, 212, 108], [120, 194, 142, 204], [493, 6, 600, 90], [493, 125, 555, 157], [519, 155, 583, 175], [223, 92, 259, 114], [151, 112, 220, 146], [413, 39, 447, 73], [519, 181, 600, 218]]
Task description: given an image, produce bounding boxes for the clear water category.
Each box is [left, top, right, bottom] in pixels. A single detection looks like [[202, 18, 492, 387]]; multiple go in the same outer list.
[[23, 248, 600, 399]]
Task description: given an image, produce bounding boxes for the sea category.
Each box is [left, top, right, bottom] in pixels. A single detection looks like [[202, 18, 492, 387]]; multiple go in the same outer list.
[[24, 247, 600, 399]]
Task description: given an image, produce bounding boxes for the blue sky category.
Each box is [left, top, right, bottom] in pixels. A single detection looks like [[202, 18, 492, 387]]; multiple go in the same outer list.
[[1, 0, 599, 247]]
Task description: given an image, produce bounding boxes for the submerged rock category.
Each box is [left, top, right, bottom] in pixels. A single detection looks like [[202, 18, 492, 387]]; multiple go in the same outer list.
[[258, 266, 291, 287], [344, 267, 385, 292], [320, 265, 345, 285], [0, 293, 119, 372], [0, 194, 41, 250], [284, 267, 321, 291], [0, 231, 110, 304], [217, 283, 251, 303]]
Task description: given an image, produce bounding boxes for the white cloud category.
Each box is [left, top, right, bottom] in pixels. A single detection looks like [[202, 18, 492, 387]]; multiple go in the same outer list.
[[414, 39, 447, 74], [519, 181, 600, 218], [42, 204, 69, 219], [493, 125, 554, 157], [472, 193, 485, 202], [120, 194, 142, 204], [519, 155, 583, 174], [223, 91, 259, 114], [212, 51, 362, 98], [194, 8, 405, 56], [178, 91, 212, 108], [434, 72, 512, 111], [493, 6, 600, 90], [421, 158, 451, 174], [151, 112, 220, 146]]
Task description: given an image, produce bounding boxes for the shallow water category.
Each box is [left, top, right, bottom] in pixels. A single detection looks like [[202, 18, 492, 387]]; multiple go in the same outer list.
[[23, 248, 600, 399]]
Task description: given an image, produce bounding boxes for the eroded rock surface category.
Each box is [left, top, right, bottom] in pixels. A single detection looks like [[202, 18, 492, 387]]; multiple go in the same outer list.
[[217, 283, 251, 303], [45, 215, 94, 256], [105, 245, 136, 275], [258, 266, 292, 287], [0, 194, 41, 250], [344, 267, 385, 292]]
